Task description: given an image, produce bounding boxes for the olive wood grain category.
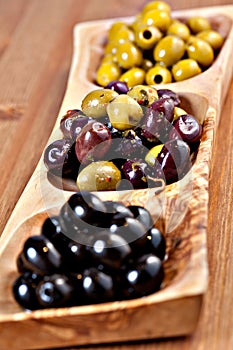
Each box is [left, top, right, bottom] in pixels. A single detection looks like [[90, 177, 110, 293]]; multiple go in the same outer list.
[[0, 5, 233, 350]]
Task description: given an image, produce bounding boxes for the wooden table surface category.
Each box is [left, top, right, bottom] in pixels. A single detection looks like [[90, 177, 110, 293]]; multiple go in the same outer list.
[[0, 0, 233, 349]]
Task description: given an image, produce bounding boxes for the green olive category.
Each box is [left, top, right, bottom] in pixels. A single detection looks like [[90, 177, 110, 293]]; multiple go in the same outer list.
[[115, 41, 143, 69], [153, 35, 186, 67], [141, 58, 154, 71], [108, 22, 128, 41], [172, 58, 202, 82], [134, 25, 162, 50], [127, 85, 158, 106], [104, 41, 118, 55], [187, 17, 211, 34], [145, 144, 164, 166], [167, 21, 190, 41], [142, 9, 171, 32], [119, 67, 145, 87], [196, 29, 224, 50], [81, 89, 118, 118], [186, 37, 214, 67], [101, 53, 117, 64], [141, 1, 171, 15], [173, 106, 189, 120], [109, 28, 135, 45], [96, 62, 122, 87], [106, 94, 143, 130], [77, 161, 121, 191], [146, 65, 172, 84]]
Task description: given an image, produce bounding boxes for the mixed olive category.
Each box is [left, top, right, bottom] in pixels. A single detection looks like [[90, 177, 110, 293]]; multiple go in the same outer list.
[[13, 191, 166, 310], [95, 1, 224, 86], [44, 83, 202, 191]]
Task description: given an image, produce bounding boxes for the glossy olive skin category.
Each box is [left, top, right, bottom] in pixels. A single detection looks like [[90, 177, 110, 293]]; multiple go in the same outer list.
[[127, 85, 158, 106], [13, 272, 41, 310], [105, 80, 129, 94], [116, 41, 143, 69], [96, 62, 122, 86], [153, 35, 185, 67], [81, 89, 118, 118], [75, 121, 112, 164], [135, 25, 162, 50], [70, 116, 93, 141], [172, 58, 202, 82], [155, 139, 191, 184], [169, 114, 202, 144], [121, 160, 148, 189], [128, 205, 153, 231], [21, 236, 63, 275], [157, 89, 180, 106], [146, 227, 166, 260], [121, 254, 164, 298], [186, 37, 214, 67], [60, 110, 85, 139], [119, 67, 145, 87], [77, 161, 121, 192], [167, 21, 190, 41], [196, 29, 224, 50], [146, 65, 172, 84]]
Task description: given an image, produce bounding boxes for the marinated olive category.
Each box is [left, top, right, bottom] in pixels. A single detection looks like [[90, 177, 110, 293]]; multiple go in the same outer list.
[[77, 161, 121, 191], [96, 62, 122, 87], [105, 80, 129, 94], [127, 85, 158, 106], [153, 35, 185, 67], [60, 110, 85, 139], [157, 88, 180, 106], [145, 65, 172, 84], [106, 94, 143, 130], [172, 58, 202, 82], [75, 121, 112, 164], [145, 144, 164, 166], [81, 89, 118, 118], [169, 114, 202, 144], [119, 67, 145, 87], [121, 160, 148, 189], [173, 106, 189, 120]]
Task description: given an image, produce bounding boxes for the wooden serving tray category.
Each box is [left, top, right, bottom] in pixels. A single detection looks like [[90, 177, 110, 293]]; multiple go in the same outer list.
[[0, 5, 233, 350]]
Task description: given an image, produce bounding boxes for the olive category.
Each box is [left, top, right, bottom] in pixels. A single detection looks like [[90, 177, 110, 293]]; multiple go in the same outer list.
[[115, 41, 143, 69], [187, 16, 211, 34], [169, 114, 202, 144], [127, 85, 158, 106], [101, 53, 117, 64], [145, 65, 172, 84], [121, 253, 164, 298], [141, 58, 154, 71], [141, 1, 171, 15], [157, 89, 180, 106], [107, 94, 143, 130], [186, 37, 214, 67], [81, 89, 118, 118], [108, 21, 129, 42], [104, 201, 134, 226], [77, 161, 121, 191], [87, 231, 131, 270], [167, 21, 190, 41], [155, 139, 191, 184], [110, 27, 135, 44], [196, 29, 224, 50], [60, 109, 85, 138], [121, 159, 148, 189], [128, 205, 153, 231], [145, 144, 164, 166], [173, 106, 188, 120], [105, 80, 129, 94], [104, 41, 118, 55], [108, 129, 144, 159], [36, 274, 75, 308], [82, 267, 115, 303], [134, 25, 162, 50], [13, 272, 41, 310], [172, 58, 202, 82], [153, 35, 185, 67], [96, 62, 122, 87], [146, 227, 166, 260], [75, 121, 112, 164], [70, 116, 93, 141], [119, 67, 145, 87], [142, 9, 171, 32]]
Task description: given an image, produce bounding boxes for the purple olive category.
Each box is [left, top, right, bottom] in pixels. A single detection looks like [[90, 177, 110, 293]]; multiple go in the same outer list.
[[169, 114, 202, 144], [60, 109, 85, 138], [105, 80, 129, 94], [157, 89, 180, 106]]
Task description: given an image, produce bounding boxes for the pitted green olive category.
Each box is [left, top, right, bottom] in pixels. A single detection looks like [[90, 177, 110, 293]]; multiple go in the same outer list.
[[135, 25, 162, 50], [127, 85, 158, 106], [172, 58, 202, 82], [81, 89, 118, 118], [77, 161, 121, 191], [153, 35, 186, 67], [167, 21, 190, 41], [96, 62, 122, 86], [119, 67, 145, 87], [186, 37, 214, 67], [115, 41, 143, 69], [196, 29, 224, 50], [107, 94, 143, 130], [187, 17, 211, 34], [142, 9, 171, 32], [146, 65, 172, 84]]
